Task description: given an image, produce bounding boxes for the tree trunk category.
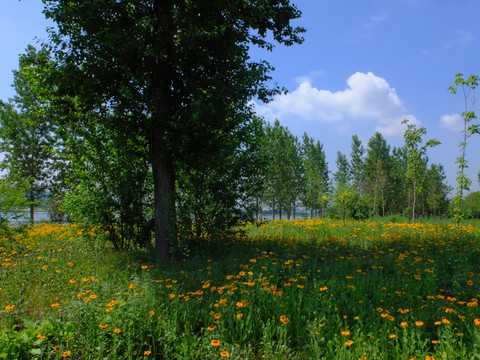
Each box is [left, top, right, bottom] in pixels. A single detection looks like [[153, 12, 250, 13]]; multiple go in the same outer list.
[[30, 203, 34, 225], [150, 0, 176, 260], [151, 133, 176, 260]]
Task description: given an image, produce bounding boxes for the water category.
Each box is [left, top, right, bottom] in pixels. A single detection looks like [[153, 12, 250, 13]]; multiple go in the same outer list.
[[5, 211, 50, 225]]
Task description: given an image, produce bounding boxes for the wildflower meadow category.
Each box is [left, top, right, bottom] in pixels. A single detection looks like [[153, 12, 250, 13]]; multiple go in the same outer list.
[[1, 219, 480, 359]]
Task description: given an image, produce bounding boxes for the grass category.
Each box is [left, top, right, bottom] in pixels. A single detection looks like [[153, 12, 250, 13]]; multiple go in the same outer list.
[[1, 219, 480, 359]]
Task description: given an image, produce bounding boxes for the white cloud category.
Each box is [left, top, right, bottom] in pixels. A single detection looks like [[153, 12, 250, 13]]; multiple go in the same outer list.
[[255, 71, 419, 136], [293, 70, 326, 85], [440, 113, 463, 132]]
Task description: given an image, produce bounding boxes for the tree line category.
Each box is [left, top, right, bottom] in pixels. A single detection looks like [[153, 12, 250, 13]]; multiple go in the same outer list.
[[259, 120, 452, 223]]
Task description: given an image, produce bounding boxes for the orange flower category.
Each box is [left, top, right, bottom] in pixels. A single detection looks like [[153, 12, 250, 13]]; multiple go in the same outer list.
[[474, 319, 480, 326], [143, 350, 152, 356], [149, 311, 155, 316], [400, 322, 408, 327], [341, 331, 350, 336], [99, 324, 107, 329], [61, 350, 71, 357], [51, 303, 60, 308], [5, 304, 14, 311], [114, 328, 121, 333], [344, 340, 354, 347], [54, 345, 62, 352], [211, 339, 221, 347], [237, 313, 243, 319], [280, 315, 290, 324], [415, 321, 424, 327], [207, 325, 216, 331], [389, 334, 396, 339], [37, 334, 46, 339], [220, 350, 230, 358]]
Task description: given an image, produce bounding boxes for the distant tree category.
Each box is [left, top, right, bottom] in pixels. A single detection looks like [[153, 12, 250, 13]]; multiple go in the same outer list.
[[0, 175, 32, 229], [423, 164, 451, 217], [333, 151, 351, 187], [264, 120, 302, 219], [364, 133, 391, 216], [389, 146, 408, 215], [350, 135, 365, 192], [0, 45, 55, 223], [401, 119, 440, 224], [448, 73, 479, 224], [301, 133, 329, 218], [462, 191, 480, 219]]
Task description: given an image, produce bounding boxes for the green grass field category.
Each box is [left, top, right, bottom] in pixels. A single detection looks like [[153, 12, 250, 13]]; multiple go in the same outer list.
[[1, 220, 480, 359]]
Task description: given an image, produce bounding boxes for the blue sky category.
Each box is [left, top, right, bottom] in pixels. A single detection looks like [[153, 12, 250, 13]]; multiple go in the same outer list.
[[1, 0, 479, 192]]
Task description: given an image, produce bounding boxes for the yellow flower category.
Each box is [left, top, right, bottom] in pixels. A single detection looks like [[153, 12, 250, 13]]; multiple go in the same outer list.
[[54, 345, 62, 352], [214, 313, 221, 320], [211, 339, 221, 347], [389, 334, 396, 339], [61, 350, 71, 357], [236, 302, 245, 308], [400, 322, 408, 327], [114, 328, 121, 334], [474, 318, 480, 326], [344, 340, 354, 347], [99, 324, 107, 329], [220, 350, 230, 358], [415, 321, 424, 327], [207, 325, 216, 331], [237, 313, 243, 319], [341, 330, 350, 336]]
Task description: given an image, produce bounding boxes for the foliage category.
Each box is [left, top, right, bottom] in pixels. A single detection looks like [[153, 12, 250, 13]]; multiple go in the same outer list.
[[176, 116, 267, 240], [61, 119, 154, 250], [1, 221, 480, 359], [462, 191, 480, 219]]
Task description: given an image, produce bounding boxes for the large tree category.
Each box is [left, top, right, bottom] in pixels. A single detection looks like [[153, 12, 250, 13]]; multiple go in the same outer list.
[[42, 0, 304, 259]]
